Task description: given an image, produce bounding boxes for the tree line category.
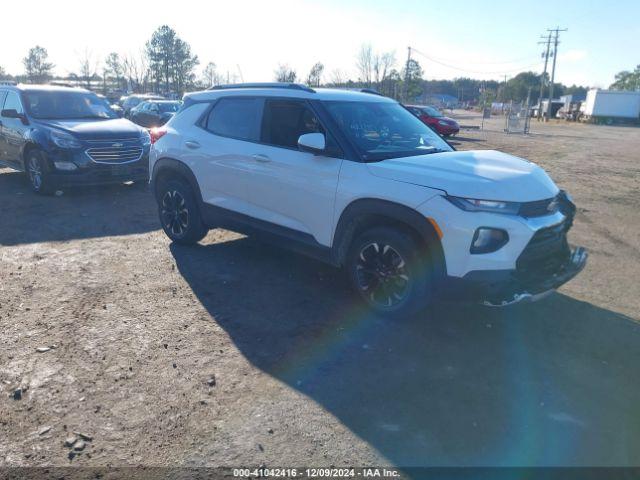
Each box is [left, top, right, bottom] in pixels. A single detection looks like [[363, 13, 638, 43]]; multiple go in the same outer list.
[[0, 31, 635, 103]]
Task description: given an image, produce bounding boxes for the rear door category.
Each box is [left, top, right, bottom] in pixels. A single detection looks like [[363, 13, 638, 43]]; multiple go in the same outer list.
[[185, 96, 262, 215], [243, 98, 343, 246]]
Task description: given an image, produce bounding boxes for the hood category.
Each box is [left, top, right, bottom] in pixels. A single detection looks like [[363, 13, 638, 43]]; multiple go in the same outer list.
[[366, 150, 559, 202], [439, 116, 458, 125], [34, 118, 143, 140]]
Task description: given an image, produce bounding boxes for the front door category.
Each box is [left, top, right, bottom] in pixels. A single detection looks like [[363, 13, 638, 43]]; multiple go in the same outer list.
[[244, 98, 343, 247], [0, 91, 27, 169]]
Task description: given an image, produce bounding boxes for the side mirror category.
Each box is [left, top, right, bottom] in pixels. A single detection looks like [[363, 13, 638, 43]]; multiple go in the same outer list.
[[1, 109, 28, 125], [298, 133, 325, 154]]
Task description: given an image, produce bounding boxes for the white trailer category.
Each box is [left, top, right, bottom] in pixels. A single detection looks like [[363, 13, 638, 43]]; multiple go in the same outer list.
[[581, 89, 640, 123]]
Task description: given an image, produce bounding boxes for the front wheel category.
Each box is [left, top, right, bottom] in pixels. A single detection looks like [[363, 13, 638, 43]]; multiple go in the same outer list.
[[157, 179, 208, 245], [25, 150, 55, 195], [346, 227, 432, 317]]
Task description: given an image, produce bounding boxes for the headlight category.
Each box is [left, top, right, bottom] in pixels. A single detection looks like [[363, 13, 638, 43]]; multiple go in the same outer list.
[[438, 120, 449, 126], [445, 196, 521, 215], [139, 130, 151, 146], [50, 130, 82, 149]]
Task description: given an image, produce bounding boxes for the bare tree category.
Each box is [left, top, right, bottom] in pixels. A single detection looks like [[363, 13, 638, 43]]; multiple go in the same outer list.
[[274, 64, 297, 83], [306, 62, 324, 87], [78, 49, 98, 90], [122, 51, 149, 93], [202, 62, 220, 87], [329, 69, 346, 86], [356, 44, 374, 86], [105, 52, 124, 91], [23, 46, 54, 83]]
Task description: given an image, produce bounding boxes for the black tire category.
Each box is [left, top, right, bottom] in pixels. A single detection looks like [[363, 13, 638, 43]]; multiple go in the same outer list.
[[25, 149, 55, 195], [346, 226, 433, 318], [157, 178, 208, 245]]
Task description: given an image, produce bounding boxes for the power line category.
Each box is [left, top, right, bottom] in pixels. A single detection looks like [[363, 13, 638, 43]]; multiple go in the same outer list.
[[410, 47, 542, 76]]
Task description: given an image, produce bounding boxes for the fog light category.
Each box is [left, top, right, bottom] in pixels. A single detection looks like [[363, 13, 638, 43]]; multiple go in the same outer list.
[[54, 162, 78, 171], [471, 228, 509, 254]]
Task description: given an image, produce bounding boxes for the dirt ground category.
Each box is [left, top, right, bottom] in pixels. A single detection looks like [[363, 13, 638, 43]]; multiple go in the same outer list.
[[1, 113, 640, 470]]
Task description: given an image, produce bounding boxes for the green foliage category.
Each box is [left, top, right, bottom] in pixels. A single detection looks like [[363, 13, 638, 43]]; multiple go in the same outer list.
[[146, 25, 199, 96], [610, 65, 640, 91], [23, 46, 54, 83], [402, 59, 424, 101]]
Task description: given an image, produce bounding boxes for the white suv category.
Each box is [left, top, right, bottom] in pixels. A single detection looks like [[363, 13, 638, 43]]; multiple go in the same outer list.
[[149, 83, 587, 316]]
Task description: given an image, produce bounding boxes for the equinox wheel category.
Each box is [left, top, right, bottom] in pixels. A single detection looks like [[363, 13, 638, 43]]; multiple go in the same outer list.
[[26, 150, 54, 195], [346, 227, 432, 317], [157, 179, 208, 245]]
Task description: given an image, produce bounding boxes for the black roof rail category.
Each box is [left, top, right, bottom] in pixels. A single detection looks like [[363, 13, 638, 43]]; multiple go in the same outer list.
[[359, 88, 384, 96], [208, 82, 316, 93]]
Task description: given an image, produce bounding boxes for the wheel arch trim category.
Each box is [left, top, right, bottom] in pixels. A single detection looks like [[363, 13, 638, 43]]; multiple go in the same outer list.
[[151, 157, 203, 204], [331, 198, 447, 278]]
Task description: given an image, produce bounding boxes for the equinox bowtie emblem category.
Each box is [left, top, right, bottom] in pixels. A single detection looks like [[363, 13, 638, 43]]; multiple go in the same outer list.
[[112, 143, 124, 148]]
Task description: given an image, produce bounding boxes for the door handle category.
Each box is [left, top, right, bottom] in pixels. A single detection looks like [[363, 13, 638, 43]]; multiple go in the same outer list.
[[252, 154, 271, 163], [185, 140, 201, 149]]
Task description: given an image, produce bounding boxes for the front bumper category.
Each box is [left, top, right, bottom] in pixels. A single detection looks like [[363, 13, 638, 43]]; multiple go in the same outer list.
[[45, 144, 150, 187], [441, 246, 587, 306]]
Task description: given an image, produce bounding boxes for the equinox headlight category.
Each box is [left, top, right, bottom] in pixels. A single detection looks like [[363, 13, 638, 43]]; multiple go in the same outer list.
[[50, 130, 82, 149], [445, 196, 520, 215], [139, 130, 151, 146]]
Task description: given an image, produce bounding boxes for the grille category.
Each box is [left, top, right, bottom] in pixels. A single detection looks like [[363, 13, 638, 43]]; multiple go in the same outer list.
[[86, 139, 143, 164], [518, 196, 558, 218], [516, 222, 570, 283]]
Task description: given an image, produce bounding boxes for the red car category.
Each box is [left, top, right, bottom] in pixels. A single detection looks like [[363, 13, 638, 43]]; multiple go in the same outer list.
[[406, 105, 460, 137]]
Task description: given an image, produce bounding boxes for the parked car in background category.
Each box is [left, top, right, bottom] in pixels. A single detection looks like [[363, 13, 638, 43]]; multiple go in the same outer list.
[[149, 83, 586, 317], [129, 100, 181, 128], [121, 94, 164, 118], [405, 104, 460, 136], [97, 94, 124, 117], [0, 84, 151, 194]]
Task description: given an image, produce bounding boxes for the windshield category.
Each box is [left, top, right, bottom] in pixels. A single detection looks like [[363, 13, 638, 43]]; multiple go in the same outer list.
[[422, 106, 443, 117], [24, 91, 118, 120], [324, 101, 452, 161], [159, 102, 180, 113]]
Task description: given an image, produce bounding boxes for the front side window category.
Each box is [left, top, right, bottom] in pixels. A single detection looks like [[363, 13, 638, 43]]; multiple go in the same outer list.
[[205, 97, 261, 142], [24, 91, 117, 120], [323, 101, 452, 162], [3, 92, 24, 114], [261, 99, 325, 149], [0, 91, 7, 110]]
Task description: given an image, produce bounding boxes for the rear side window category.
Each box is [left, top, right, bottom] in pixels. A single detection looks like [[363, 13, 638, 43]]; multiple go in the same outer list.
[[205, 97, 261, 142]]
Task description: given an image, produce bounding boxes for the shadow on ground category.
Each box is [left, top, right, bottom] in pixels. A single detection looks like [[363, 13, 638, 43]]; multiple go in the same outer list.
[[171, 238, 640, 467], [0, 170, 158, 245]]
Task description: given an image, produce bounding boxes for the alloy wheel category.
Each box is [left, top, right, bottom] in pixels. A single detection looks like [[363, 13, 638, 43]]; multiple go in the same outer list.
[[28, 156, 42, 191], [355, 242, 411, 308], [161, 190, 190, 237]]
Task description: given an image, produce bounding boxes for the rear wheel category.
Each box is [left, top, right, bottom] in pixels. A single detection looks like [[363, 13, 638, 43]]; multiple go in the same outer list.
[[157, 178, 208, 245], [346, 226, 432, 317], [26, 149, 55, 195]]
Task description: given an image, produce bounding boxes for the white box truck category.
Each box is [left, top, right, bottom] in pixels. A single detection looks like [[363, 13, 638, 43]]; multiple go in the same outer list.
[[581, 89, 640, 124]]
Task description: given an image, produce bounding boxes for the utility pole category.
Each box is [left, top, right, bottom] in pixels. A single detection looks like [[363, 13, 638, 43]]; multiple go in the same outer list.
[[537, 33, 552, 120], [403, 46, 412, 102], [546, 27, 567, 121]]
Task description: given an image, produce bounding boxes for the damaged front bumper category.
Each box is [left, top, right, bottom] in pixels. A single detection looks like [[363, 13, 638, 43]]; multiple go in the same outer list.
[[480, 246, 588, 307]]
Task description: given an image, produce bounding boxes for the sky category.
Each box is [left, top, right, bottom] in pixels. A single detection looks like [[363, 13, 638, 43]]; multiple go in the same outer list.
[[2, 0, 638, 87]]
